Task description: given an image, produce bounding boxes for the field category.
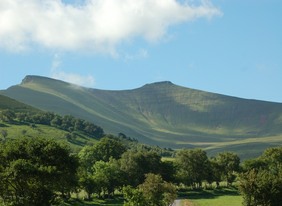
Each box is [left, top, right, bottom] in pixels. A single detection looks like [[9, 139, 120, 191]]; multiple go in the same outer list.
[[178, 187, 243, 206], [0, 122, 98, 152]]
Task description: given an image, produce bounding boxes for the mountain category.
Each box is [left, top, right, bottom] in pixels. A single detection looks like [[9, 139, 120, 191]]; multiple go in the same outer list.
[[1, 75, 282, 158]]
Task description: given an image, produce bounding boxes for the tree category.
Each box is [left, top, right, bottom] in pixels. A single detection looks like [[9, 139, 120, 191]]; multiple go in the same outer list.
[[123, 173, 176, 206], [139, 173, 176, 206], [239, 168, 282, 206], [208, 158, 222, 188], [0, 129, 8, 141], [92, 159, 125, 198], [214, 152, 240, 186], [78, 136, 127, 172], [0, 109, 16, 122], [123, 186, 147, 206], [78, 170, 96, 200], [83, 121, 104, 138], [120, 150, 163, 187], [239, 146, 282, 206], [175, 148, 209, 188], [0, 137, 78, 206]]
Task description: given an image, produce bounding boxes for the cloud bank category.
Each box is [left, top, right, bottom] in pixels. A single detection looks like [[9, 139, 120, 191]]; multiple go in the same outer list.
[[0, 0, 222, 53]]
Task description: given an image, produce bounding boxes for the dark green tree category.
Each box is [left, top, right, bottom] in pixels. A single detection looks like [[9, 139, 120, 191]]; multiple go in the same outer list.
[[139, 173, 176, 206], [175, 148, 209, 188], [208, 157, 222, 188], [123, 185, 147, 206], [0, 129, 8, 141], [78, 136, 127, 172], [120, 150, 163, 187], [0, 137, 78, 206], [214, 152, 240, 186], [0, 109, 16, 122], [239, 146, 282, 206], [92, 159, 125, 198], [240, 168, 282, 206], [123, 173, 176, 206]]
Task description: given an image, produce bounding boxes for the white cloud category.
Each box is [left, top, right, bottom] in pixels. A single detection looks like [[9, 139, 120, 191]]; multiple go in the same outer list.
[[50, 54, 95, 87], [0, 0, 222, 53], [124, 48, 148, 61], [51, 69, 95, 87], [51, 53, 62, 70]]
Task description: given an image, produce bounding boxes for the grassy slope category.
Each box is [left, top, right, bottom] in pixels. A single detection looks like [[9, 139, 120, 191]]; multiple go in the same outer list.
[[0, 94, 97, 152], [0, 94, 39, 113], [1, 75, 282, 158]]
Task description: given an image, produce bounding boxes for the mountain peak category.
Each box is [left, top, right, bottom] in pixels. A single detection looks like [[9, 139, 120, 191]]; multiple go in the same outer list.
[[21, 75, 52, 85], [143, 81, 174, 88]]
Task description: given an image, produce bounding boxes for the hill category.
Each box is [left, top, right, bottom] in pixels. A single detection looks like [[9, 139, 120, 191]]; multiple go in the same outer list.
[[0, 94, 39, 113], [1, 75, 282, 158], [0, 93, 99, 151]]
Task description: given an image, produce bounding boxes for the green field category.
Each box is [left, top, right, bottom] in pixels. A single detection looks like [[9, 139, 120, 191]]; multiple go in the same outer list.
[[179, 188, 242, 206], [0, 122, 98, 152]]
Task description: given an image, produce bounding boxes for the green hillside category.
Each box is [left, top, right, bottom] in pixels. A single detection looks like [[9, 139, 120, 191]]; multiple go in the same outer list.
[[0, 93, 98, 151], [1, 75, 282, 158], [0, 94, 39, 113]]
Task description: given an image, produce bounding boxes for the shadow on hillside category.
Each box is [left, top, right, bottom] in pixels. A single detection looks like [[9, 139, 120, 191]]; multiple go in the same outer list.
[[67, 138, 85, 147], [63, 197, 123, 206], [0, 123, 8, 127]]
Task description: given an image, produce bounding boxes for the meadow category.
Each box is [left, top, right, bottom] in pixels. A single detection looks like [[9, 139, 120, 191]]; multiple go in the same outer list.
[[179, 187, 243, 206]]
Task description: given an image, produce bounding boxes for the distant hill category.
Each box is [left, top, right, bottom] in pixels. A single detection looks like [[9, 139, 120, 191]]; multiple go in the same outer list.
[[1, 75, 282, 158], [0, 92, 99, 152]]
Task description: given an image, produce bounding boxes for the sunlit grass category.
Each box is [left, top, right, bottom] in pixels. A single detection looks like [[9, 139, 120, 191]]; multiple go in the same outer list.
[[0, 121, 98, 152], [179, 187, 243, 206]]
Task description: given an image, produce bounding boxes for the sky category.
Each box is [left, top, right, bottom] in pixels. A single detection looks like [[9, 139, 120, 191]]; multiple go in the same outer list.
[[0, 0, 281, 103]]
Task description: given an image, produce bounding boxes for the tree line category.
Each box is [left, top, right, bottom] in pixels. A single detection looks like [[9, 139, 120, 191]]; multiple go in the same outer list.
[[0, 109, 104, 138], [1, 135, 281, 206]]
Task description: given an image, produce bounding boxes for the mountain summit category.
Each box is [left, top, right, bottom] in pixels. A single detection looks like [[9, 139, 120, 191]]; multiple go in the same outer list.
[[2, 75, 282, 158]]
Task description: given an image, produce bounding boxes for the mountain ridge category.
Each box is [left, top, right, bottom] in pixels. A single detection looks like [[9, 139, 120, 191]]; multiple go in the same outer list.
[[20, 75, 282, 104], [1, 75, 282, 158]]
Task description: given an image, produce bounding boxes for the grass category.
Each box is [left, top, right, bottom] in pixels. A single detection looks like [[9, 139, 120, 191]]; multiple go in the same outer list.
[[178, 187, 243, 206], [0, 121, 98, 152]]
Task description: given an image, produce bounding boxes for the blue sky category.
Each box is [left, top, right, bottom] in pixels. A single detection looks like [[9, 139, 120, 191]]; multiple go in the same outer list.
[[0, 0, 281, 102]]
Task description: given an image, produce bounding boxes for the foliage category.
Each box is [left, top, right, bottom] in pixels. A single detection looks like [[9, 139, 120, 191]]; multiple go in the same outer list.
[[0, 109, 16, 122], [123, 173, 176, 206], [0, 137, 79, 206], [92, 159, 125, 198], [78, 136, 127, 171], [77, 137, 127, 199], [119, 150, 164, 187], [213, 152, 240, 186], [0, 103, 104, 139], [239, 146, 282, 206], [175, 148, 210, 188]]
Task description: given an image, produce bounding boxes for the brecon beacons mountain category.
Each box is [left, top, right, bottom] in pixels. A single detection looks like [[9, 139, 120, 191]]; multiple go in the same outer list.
[[1, 75, 282, 158]]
